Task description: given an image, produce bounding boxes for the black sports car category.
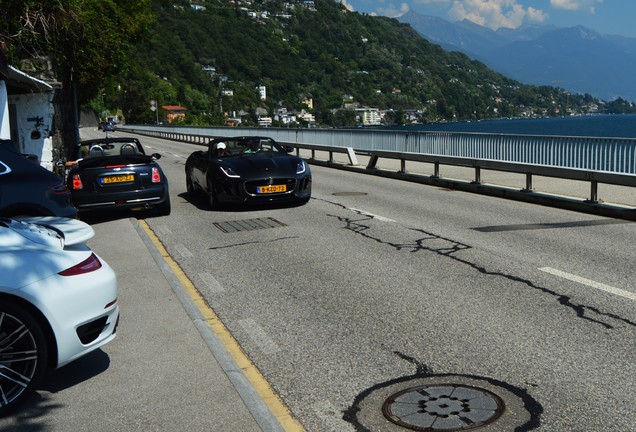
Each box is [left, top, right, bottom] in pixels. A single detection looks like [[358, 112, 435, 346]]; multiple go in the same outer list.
[[0, 142, 77, 218], [66, 137, 171, 215], [185, 136, 311, 209]]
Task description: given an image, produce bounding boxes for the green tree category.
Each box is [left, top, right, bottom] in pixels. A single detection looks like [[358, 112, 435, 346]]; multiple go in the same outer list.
[[0, 0, 155, 155]]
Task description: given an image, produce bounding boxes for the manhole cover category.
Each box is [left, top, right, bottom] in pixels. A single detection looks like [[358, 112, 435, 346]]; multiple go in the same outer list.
[[332, 192, 368, 196], [214, 217, 286, 233], [382, 384, 504, 431], [348, 374, 538, 432]]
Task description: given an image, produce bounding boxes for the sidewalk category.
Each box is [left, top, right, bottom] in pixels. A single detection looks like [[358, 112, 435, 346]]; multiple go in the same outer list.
[[0, 216, 283, 431]]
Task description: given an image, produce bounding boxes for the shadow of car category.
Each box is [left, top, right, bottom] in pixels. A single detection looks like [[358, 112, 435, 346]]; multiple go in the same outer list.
[[0, 142, 77, 218]]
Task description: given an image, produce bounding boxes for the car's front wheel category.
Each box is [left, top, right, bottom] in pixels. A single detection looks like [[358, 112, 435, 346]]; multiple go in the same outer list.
[[0, 302, 48, 417], [207, 178, 219, 210], [185, 171, 195, 195]]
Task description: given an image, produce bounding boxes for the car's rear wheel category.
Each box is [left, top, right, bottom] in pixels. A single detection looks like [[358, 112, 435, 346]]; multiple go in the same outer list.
[[156, 198, 171, 216], [207, 178, 219, 210], [186, 172, 195, 195], [0, 302, 48, 417]]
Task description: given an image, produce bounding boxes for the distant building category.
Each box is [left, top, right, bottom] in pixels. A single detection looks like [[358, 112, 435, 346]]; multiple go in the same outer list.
[[257, 85, 266, 101], [161, 105, 187, 123], [258, 116, 272, 127], [355, 108, 381, 126], [297, 109, 316, 125], [301, 97, 313, 109]]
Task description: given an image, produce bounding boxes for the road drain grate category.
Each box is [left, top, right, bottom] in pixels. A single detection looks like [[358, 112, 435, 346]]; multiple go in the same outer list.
[[382, 384, 505, 431], [332, 192, 368, 196], [214, 217, 287, 233]]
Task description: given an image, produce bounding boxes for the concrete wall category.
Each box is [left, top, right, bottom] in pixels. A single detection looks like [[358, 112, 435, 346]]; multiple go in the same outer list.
[[0, 81, 9, 140], [7, 91, 55, 169]]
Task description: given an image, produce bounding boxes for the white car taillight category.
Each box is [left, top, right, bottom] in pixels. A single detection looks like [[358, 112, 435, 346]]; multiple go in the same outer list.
[[58, 253, 103, 276]]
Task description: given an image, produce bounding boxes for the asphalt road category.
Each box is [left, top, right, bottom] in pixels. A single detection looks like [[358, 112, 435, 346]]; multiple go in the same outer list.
[[137, 130, 636, 431], [3, 128, 635, 431]]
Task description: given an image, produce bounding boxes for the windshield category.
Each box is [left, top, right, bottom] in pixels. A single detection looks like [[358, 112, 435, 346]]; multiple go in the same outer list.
[[78, 141, 144, 159], [211, 138, 285, 158]]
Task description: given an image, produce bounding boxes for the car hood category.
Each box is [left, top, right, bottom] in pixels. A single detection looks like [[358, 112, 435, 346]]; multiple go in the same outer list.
[[0, 217, 94, 249]]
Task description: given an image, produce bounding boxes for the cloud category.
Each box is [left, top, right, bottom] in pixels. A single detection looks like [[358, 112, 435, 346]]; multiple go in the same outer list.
[[448, 0, 548, 30], [550, 0, 602, 13], [341, 0, 355, 12], [377, 2, 411, 17]]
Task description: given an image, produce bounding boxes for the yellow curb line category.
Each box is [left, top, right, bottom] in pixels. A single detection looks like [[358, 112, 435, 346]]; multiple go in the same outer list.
[[139, 219, 305, 431]]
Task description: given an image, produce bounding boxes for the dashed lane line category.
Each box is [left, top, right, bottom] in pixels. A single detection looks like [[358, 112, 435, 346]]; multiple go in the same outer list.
[[539, 267, 636, 301]]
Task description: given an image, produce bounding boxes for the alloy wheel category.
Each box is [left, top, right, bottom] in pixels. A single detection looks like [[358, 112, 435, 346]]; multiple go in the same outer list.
[[0, 304, 47, 416]]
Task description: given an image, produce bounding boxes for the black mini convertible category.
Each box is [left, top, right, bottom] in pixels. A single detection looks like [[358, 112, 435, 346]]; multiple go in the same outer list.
[[66, 137, 171, 215], [185, 136, 312, 209]]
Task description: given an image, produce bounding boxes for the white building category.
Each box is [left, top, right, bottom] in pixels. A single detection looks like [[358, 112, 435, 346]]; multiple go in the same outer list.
[[0, 56, 57, 170], [257, 85, 266, 101], [356, 108, 382, 126]]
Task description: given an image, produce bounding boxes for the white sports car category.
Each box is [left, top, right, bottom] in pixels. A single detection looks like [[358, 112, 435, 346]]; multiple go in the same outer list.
[[0, 217, 119, 416]]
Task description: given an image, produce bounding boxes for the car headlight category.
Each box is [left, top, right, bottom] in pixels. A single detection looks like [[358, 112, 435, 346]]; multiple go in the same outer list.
[[296, 160, 306, 174], [220, 166, 240, 178]]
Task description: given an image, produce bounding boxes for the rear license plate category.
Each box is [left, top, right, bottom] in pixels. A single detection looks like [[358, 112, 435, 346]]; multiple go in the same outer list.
[[257, 184, 287, 194], [102, 174, 134, 184]]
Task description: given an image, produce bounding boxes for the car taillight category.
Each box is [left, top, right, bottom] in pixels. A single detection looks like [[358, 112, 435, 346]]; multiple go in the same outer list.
[[72, 173, 83, 190], [151, 167, 161, 183], [58, 253, 102, 276]]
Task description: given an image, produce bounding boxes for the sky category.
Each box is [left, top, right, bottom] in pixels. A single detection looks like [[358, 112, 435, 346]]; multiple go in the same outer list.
[[340, 0, 636, 38]]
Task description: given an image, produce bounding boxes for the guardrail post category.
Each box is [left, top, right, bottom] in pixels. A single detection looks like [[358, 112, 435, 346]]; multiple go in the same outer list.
[[522, 173, 533, 192], [472, 166, 482, 184], [586, 181, 599, 203], [346, 147, 359, 166], [367, 155, 379, 170], [399, 159, 406, 173], [432, 162, 440, 178]]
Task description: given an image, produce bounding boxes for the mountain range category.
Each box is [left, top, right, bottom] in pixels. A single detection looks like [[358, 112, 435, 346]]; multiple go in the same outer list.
[[398, 11, 636, 102]]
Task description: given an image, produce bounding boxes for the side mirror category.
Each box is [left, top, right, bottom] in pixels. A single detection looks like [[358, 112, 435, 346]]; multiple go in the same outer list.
[[152, 153, 162, 160]]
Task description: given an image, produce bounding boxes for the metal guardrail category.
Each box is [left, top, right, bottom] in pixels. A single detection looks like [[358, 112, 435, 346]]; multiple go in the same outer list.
[[121, 124, 636, 174], [120, 125, 636, 217]]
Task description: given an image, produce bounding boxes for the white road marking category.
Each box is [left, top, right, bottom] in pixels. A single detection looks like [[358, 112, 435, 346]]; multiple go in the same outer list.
[[238, 318, 280, 355], [174, 243, 193, 258], [539, 267, 636, 301], [349, 207, 395, 223], [313, 400, 356, 432], [154, 224, 172, 237], [198, 272, 224, 293]]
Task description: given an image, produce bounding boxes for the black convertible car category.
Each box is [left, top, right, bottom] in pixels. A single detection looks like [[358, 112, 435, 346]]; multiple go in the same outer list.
[[185, 136, 311, 209], [66, 137, 171, 215]]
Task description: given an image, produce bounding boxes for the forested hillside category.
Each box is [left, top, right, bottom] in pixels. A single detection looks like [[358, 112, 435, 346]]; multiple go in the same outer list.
[[100, 0, 627, 126]]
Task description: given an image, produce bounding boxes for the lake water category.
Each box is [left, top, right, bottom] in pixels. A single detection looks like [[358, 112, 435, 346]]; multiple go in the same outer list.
[[399, 114, 636, 139]]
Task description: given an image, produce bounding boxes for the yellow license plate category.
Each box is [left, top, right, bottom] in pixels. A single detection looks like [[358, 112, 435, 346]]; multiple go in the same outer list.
[[258, 184, 286, 194], [102, 174, 134, 184]]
